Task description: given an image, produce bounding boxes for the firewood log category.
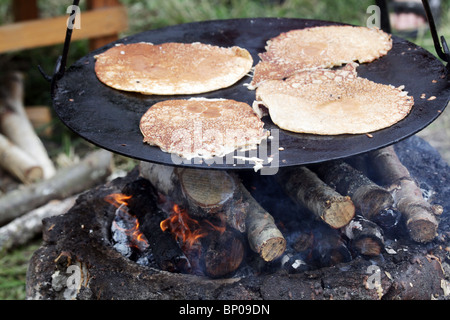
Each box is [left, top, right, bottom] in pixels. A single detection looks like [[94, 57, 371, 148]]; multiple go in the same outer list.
[[0, 132, 43, 184], [0, 149, 112, 226], [343, 215, 385, 256], [0, 72, 56, 179], [286, 221, 351, 271], [121, 178, 191, 273], [310, 223, 352, 267], [369, 145, 440, 243], [277, 166, 355, 229], [202, 228, 245, 278], [237, 184, 286, 262], [0, 196, 77, 253], [139, 162, 246, 232], [138, 162, 286, 262], [310, 160, 400, 228], [0, 72, 26, 117]]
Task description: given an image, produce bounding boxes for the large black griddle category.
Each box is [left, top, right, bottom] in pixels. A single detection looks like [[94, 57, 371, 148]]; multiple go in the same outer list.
[[51, 18, 450, 170]]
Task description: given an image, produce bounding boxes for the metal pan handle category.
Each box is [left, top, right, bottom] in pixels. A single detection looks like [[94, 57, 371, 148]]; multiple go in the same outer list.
[[38, 0, 80, 97], [421, 0, 450, 73], [377, 0, 448, 75]]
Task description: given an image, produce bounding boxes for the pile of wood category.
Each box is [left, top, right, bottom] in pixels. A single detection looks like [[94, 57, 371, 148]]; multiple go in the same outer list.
[[277, 148, 442, 271], [117, 146, 442, 277], [0, 72, 114, 253], [26, 135, 449, 300], [135, 163, 286, 277], [0, 72, 55, 183]]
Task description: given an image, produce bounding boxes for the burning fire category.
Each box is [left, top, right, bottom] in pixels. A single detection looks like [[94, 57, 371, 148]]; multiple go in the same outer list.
[[105, 193, 133, 208], [160, 204, 225, 249], [106, 193, 226, 253], [105, 193, 148, 250]]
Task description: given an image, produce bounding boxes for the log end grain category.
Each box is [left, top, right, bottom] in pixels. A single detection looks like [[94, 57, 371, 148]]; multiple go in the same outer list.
[[258, 233, 286, 262], [353, 237, 383, 256], [322, 196, 355, 229], [179, 168, 235, 209], [204, 231, 245, 278], [406, 211, 439, 243], [24, 166, 44, 184]]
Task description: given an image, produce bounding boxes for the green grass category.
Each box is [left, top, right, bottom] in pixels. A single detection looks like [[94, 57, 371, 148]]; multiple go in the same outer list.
[[0, 0, 449, 300], [0, 241, 41, 300]]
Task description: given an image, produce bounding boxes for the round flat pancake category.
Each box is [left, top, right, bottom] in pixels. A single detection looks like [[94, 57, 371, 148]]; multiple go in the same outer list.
[[250, 26, 392, 89], [95, 42, 253, 95], [254, 63, 414, 135], [140, 98, 267, 159]]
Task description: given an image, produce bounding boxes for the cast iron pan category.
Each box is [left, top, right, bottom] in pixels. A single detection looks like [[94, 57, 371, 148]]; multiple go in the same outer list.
[[52, 18, 450, 170]]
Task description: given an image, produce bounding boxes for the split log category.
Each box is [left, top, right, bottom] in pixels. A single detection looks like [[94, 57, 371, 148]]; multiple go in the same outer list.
[[369, 146, 440, 243], [0, 196, 77, 253], [343, 215, 385, 256], [121, 178, 191, 273], [0, 149, 112, 226], [277, 166, 355, 229], [139, 162, 286, 262], [0, 132, 43, 184], [0, 72, 56, 179], [310, 160, 400, 228]]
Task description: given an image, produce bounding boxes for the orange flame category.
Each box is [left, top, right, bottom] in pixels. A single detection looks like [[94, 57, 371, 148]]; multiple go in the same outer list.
[[160, 204, 225, 249], [105, 193, 132, 209], [105, 193, 148, 250]]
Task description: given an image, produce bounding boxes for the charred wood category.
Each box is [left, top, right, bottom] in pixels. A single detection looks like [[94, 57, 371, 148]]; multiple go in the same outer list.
[[310, 160, 399, 227], [284, 221, 352, 272], [343, 215, 385, 256], [121, 178, 190, 273], [139, 162, 246, 232], [308, 223, 352, 268], [202, 228, 245, 278], [139, 162, 286, 262]]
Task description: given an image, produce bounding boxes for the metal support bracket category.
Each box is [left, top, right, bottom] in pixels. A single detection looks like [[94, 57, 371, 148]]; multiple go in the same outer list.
[[38, 0, 80, 97]]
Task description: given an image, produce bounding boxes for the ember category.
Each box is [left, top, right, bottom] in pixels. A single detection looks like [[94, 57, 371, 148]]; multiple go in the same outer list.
[[106, 193, 149, 254]]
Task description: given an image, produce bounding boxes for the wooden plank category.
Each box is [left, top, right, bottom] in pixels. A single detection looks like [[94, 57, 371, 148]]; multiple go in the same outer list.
[[88, 0, 121, 9], [0, 6, 128, 53]]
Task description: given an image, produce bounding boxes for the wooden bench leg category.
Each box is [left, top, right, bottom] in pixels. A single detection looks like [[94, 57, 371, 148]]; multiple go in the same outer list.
[[13, 0, 39, 22], [87, 0, 122, 51]]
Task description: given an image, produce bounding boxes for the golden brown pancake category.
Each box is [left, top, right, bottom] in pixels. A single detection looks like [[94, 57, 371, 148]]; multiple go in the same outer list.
[[249, 26, 392, 89], [140, 98, 268, 159], [253, 63, 414, 135], [95, 42, 253, 95]]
